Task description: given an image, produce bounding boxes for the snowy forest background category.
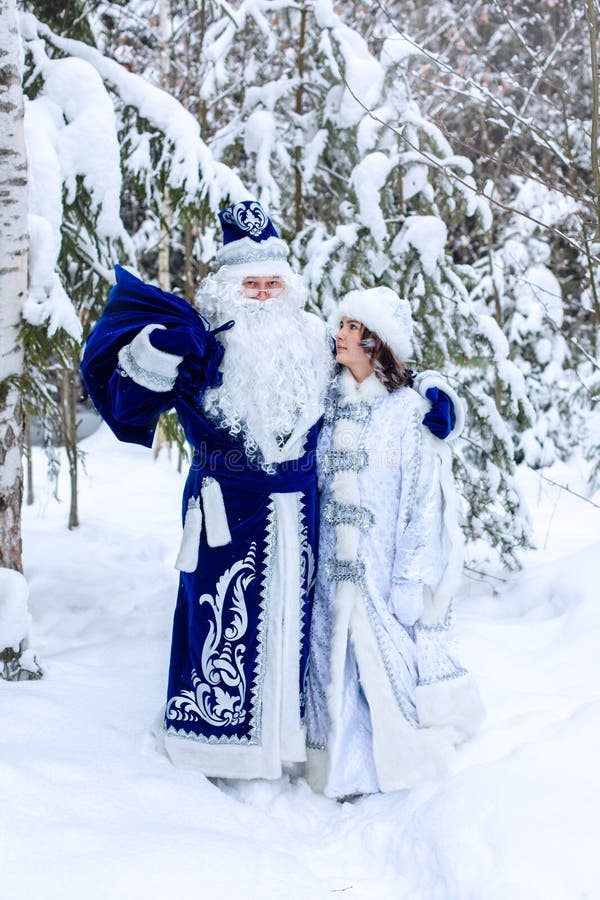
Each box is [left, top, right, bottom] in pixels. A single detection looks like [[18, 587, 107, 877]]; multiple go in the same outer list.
[[2, 0, 600, 673], [2, 3, 600, 897]]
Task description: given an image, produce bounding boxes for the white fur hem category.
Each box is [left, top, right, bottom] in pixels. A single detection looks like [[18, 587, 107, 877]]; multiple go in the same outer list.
[[163, 731, 283, 779], [419, 440, 464, 627], [413, 370, 466, 440], [415, 673, 484, 740], [305, 747, 329, 794], [118, 324, 183, 392], [349, 596, 456, 791]]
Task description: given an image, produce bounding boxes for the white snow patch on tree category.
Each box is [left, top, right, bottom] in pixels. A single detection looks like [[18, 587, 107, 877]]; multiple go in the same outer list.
[[313, 0, 339, 30], [28, 47, 124, 240], [514, 178, 579, 232], [244, 109, 280, 208], [356, 105, 394, 156], [26, 216, 80, 337], [514, 264, 563, 334], [402, 163, 429, 202], [246, 78, 293, 112], [0, 569, 31, 652], [20, 12, 247, 207], [316, 4, 384, 127], [381, 36, 424, 67], [352, 152, 392, 244], [0, 445, 21, 496], [392, 215, 447, 276], [24, 95, 81, 338], [302, 129, 327, 182]]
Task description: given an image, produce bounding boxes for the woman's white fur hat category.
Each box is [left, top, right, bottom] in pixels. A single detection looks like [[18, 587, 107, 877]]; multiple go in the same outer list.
[[332, 286, 414, 361]]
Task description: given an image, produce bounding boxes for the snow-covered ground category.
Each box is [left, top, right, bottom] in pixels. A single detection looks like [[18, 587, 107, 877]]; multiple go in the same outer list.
[[3, 424, 600, 899]]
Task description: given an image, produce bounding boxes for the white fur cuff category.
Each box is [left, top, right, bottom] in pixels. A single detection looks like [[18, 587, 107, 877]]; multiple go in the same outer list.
[[118, 324, 183, 393], [415, 673, 484, 741]]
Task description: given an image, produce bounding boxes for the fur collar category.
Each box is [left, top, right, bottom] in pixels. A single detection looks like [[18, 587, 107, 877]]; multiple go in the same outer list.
[[338, 367, 389, 404]]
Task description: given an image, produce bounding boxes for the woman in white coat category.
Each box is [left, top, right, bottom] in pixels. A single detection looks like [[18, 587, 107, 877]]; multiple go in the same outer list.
[[306, 287, 483, 798]]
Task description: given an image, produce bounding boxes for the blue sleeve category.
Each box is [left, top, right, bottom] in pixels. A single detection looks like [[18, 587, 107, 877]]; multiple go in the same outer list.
[[100, 366, 175, 448], [81, 266, 229, 447]]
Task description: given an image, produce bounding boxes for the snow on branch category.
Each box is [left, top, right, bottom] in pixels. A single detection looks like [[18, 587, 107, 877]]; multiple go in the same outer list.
[[315, 0, 384, 127], [19, 12, 247, 208]]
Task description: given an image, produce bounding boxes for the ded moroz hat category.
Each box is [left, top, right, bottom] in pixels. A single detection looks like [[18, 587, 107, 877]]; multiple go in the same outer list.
[[216, 200, 293, 280], [331, 286, 414, 361]]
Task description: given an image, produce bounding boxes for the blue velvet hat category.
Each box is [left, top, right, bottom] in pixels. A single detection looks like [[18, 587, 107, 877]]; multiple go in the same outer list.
[[216, 200, 292, 279]]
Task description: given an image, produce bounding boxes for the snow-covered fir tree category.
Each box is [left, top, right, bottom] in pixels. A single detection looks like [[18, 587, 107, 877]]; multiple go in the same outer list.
[[185, 0, 531, 562], [19, 0, 591, 565], [17, 1, 247, 522], [374, 0, 599, 491]]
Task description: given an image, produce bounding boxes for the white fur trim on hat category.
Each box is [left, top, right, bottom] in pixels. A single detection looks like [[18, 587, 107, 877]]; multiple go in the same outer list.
[[331, 286, 413, 361], [215, 235, 293, 279]]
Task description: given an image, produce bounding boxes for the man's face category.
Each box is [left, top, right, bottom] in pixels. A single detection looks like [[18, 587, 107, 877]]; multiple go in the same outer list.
[[241, 276, 284, 301]]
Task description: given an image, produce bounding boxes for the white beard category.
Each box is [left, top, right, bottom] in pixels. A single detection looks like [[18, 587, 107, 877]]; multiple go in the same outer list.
[[200, 273, 333, 466]]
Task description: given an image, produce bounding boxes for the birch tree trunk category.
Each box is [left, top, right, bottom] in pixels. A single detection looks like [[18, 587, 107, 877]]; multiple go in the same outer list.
[[0, 0, 41, 679], [0, 0, 27, 573]]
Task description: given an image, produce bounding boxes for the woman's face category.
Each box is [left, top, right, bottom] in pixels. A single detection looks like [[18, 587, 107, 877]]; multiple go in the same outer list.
[[241, 276, 284, 301], [335, 316, 374, 378]]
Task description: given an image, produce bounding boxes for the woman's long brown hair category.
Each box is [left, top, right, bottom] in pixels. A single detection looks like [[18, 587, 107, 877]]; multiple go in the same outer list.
[[360, 326, 413, 392]]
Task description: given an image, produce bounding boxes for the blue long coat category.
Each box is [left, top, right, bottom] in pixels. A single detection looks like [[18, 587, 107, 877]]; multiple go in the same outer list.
[[81, 267, 320, 778]]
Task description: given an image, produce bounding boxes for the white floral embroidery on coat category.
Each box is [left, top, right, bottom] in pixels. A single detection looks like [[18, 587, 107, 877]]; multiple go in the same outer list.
[[166, 544, 257, 729]]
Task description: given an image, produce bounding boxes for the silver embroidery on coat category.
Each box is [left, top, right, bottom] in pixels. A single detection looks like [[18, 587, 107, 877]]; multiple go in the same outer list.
[[299, 496, 316, 709], [324, 397, 372, 425], [323, 499, 374, 531], [320, 449, 368, 476], [325, 558, 366, 583], [118, 345, 176, 391]]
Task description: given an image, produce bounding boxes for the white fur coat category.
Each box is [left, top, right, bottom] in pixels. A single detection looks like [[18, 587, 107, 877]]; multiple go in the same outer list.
[[305, 370, 483, 796]]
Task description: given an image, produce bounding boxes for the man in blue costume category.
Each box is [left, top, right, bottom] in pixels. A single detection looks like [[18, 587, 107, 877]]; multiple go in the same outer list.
[[81, 200, 458, 779], [82, 201, 334, 778]]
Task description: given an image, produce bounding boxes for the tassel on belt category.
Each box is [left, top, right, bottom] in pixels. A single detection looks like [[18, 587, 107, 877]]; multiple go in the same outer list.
[[175, 477, 232, 572]]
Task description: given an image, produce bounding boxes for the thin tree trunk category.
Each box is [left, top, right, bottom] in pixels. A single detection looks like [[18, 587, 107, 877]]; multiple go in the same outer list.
[[153, 0, 172, 461], [158, 187, 171, 292], [60, 362, 79, 530], [24, 410, 34, 506], [585, 0, 600, 329], [294, 4, 308, 235], [184, 219, 195, 303], [157, 0, 171, 292]]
